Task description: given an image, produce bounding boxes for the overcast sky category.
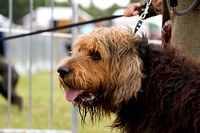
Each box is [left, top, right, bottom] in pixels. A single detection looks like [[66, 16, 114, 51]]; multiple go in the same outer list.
[[56, 0, 130, 9]]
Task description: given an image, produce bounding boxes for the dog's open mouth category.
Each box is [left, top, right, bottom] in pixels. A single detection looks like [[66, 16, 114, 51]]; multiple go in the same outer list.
[[65, 88, 97, 102]]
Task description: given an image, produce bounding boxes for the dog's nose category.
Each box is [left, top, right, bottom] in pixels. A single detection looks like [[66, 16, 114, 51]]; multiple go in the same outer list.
[[57, 66, 71, 79]]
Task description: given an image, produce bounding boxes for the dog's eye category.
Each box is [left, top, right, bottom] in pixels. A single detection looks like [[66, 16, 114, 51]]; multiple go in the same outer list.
[[89, 51, 101, 60]]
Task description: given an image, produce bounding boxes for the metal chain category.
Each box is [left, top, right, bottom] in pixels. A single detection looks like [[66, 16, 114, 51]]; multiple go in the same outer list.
[[140, 1, 151, 20], [134, 0, 154, 34]]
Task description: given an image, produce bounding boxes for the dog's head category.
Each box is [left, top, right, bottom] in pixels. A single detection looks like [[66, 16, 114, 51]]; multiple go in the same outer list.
[[57, 26, 144, 120]]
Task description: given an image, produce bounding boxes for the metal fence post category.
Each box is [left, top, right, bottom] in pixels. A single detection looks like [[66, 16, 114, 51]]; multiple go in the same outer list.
[[7, 0, 13, 129], [68, 0, 79, 133], [29, 0, 33, 129], [50, 0, 55, 129]]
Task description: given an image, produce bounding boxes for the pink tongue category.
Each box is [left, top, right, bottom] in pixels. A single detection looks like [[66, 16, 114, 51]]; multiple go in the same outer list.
[[65, 88, 83, 102]]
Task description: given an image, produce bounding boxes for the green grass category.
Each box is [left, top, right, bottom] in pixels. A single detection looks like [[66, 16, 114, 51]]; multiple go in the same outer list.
[[0, 71, 116, 133]]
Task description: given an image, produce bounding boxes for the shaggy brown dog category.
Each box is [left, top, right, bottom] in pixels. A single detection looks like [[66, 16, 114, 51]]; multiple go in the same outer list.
[[57, 27, 200, 133]]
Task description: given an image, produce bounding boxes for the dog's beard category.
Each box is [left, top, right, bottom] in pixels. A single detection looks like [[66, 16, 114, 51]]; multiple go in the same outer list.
[[73, 96, 106, 125], [60, 79, 108, 124]]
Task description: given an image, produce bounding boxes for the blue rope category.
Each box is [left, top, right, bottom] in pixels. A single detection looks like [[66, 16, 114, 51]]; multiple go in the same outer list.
[[172, 0, 200, 16], [148, 0, 154, 3]]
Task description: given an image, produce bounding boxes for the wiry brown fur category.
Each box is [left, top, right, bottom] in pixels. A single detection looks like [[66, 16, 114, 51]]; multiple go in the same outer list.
[[58, 27, 200, 133]]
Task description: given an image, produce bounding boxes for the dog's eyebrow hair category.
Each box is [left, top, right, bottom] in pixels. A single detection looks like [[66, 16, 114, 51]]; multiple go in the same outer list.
[[107, 40, 115, 56]]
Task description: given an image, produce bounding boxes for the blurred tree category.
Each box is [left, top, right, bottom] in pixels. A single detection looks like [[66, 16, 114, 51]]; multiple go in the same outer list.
[[0, 0, 8, 19], [79, 1, 124, 18], [130, 0, 142, 3], [79, 1, 103, 18], [0, 0, 138, 24], [55, 1, 70, 7], [104, 4, 122, 16], [0, 0, 53, 23]]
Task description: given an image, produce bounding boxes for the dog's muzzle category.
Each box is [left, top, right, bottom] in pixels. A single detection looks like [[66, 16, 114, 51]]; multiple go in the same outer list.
[[57, 66, 71, 79]]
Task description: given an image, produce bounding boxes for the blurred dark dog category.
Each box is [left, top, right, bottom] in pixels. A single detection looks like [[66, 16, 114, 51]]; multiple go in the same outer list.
[[0, 61, 22, 110]]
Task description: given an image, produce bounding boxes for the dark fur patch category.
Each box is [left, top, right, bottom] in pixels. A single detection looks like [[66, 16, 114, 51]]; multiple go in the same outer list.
[[112, 37, 200, 133]]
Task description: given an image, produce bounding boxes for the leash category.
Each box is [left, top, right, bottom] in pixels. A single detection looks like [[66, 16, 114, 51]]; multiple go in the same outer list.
[[2, 0, 198, 41], [133, 0, 199, 34], [0, 3, 150, 42], [0, 15, 122, 41], [170, 0, 200, 16], [0, 1, 156, 41]]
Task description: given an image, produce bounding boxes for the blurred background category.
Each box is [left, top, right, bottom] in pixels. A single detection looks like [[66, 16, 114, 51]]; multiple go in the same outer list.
[[0, 0, 161, 74]]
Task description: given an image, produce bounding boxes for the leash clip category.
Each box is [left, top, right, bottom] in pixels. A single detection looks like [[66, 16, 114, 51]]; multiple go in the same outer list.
[[140, 1, 151, 20], [134, 0, 153, 34]]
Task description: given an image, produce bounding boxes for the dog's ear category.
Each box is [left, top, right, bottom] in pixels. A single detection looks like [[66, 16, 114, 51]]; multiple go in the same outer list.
[[109, 47, 144, 107]]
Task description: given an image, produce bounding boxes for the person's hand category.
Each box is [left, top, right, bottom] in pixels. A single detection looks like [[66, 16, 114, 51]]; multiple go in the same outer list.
[[152, 0, 162, 11], [162, 20, 172, 48], [123, 3, 142, 17]]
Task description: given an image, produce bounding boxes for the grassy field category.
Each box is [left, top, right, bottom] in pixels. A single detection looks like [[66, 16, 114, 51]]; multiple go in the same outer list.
[[0, 71, 116, 133]]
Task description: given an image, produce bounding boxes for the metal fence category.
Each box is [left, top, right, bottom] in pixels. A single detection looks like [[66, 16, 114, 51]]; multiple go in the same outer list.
[[0, 0, 78, 133]]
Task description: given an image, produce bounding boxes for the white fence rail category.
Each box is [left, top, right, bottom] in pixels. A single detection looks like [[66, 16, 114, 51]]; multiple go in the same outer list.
[[0, 28, 71, 75]]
